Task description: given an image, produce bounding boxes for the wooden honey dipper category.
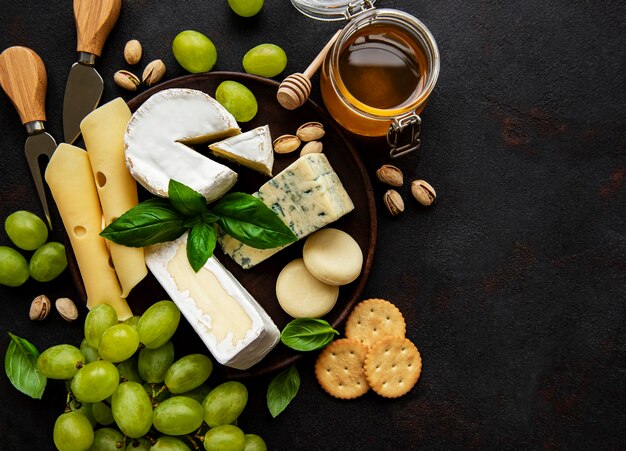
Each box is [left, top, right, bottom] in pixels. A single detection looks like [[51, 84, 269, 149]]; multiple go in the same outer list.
[[277, 29, 342, 110]]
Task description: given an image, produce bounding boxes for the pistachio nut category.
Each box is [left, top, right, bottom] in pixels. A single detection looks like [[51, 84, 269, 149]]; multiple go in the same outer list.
[[113, 70, 140, 91], [376, 164, 404, 187], [29, 295, 51, 321], [55, 297, 79, 322], [124, 39, 142, 65], [300, 140, 323, 156], [142, 59, 166, 87], [273, 134, 301, 154], [411, 179, 437, 206], [296, 122, 325, 142], [383, 189, 404, 216]]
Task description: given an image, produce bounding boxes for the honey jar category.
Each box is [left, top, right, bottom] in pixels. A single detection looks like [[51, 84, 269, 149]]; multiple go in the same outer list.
[[291, 1, 440, 157]]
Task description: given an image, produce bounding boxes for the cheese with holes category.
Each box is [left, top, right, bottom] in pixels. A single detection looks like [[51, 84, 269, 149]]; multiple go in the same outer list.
[[45, 144, 133, 320], [209, 125, 274, 176], [125, 88, 240, 201], [219, 153, 355, 269], [145, 234, 280, 369], [81, 98, 147, 297]]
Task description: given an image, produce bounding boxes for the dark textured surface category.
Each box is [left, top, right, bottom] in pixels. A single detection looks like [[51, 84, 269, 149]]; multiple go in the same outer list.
[[0, 1, 624, 450]]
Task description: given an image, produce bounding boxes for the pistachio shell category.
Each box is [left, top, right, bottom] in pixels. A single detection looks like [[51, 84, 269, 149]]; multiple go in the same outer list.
[[296, 122, 325, 142], [273, 135, 301, 154]]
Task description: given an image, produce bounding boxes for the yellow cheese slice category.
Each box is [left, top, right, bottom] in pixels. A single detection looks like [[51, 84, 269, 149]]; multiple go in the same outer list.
[[45, 143, 132, 320], [81, 98, 148, 297]]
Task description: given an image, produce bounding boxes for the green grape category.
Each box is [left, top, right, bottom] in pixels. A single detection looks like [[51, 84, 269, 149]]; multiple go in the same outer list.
[[203, 425, 245, 451], [180, 383, 212, 404], [138, 341, 175, 383], [228, 0, 264, 17], [53, 411, 94, 451], [111, 381, 153, 438], [71, 361, 120, 403], [137, 300, 180, 349], [4, 210, 48, 250], [202, 381, 248, 427], [164, 354, 213, 394], [73, 402, 97, 427], [172, 30, 217, 73], [98, 324, 140, 362], [85, 304, 118, 348], [123, 315, 141, 329], [152, 396, 204, 436], [215, 81, 258, 123], [125, 437, 151, 451], [80, 339, 100, 364], [37, 344, 84, 379], [29, 241, 68, 282], [0, 245, 29, 287], [242, 44, 287, 78], [92, 401, 114, 426], [89, 427, 125, 451], [243, 434, 267, 451], [149, 436, 191, 451], [117, 357, 142, 383]]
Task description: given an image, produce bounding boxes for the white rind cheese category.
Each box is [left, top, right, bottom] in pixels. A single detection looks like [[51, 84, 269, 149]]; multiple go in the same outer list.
[[125, 88, 240, 201], [209, 125, 274, 176], [220, 153, 355, 269], [145, 234, 280, 370]]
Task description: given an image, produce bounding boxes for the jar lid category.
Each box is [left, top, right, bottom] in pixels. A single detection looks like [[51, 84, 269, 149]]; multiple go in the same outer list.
[[290, 0, 377, 21]]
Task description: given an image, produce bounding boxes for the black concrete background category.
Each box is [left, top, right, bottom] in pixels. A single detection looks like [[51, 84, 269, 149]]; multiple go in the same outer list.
[[1, 1, 624, 449]]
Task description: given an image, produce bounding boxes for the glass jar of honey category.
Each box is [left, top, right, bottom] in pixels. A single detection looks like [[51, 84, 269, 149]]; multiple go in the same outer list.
[[291, 1, 440, 157]]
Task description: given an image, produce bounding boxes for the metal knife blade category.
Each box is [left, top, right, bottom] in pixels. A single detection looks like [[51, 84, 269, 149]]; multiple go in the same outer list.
[[25, 131, 57, 228], [63, 61, 103, 144]]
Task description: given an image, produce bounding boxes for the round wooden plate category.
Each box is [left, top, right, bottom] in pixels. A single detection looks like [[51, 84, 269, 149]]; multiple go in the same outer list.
[[70, 72, 377, 378]]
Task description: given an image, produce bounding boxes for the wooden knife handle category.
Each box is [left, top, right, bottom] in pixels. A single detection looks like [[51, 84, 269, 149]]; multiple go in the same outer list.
[[0, 46, 47, 125], [74, 0, 122, 57]]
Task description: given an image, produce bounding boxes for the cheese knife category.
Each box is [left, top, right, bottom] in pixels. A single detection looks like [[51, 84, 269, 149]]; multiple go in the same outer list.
[[0, 46, 56, 229], [63, 0, 122, 144]]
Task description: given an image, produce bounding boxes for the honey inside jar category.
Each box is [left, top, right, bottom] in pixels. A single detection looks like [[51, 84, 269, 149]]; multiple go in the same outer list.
[[337, 25, 427, 111], [320, 9, 440, 140]]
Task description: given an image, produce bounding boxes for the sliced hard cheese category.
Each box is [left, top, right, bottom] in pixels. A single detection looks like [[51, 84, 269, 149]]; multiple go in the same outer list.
[[45, 144, 132, 320], [145, 234, 280, 370], [220, 153, 355, 269], [209, 125, 274, 176], [81, 98, 148, 297], [125, 88, 240, 201]]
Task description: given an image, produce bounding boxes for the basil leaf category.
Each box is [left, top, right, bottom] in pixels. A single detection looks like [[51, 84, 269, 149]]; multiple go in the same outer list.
[[168, 179, 207, 217], [267, 365, 300, 418], [187, 222, 217, 272], [5, 333, 46, 399], [101, 198, 187, 247], [213, 193, 297, 249], [280, 318, 339, 351]]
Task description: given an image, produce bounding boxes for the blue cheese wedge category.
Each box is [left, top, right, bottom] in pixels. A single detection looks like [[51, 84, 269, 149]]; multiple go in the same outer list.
[[145, 233, 280, 370], [209, 125, 274, 176], [219, 153, 355, 269], [125, 88, 240, 201]]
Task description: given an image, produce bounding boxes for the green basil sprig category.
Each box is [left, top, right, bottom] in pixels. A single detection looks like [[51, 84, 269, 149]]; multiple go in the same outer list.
[[280, 318, 339, 352], [101, 179, 297, 272], [4, 333, 47, 399], [267, 365, 300, 418]]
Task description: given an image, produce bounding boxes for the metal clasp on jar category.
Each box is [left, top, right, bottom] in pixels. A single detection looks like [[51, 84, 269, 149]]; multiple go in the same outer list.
[[387, 113, 421, 158], [344, 0, 376, 20]]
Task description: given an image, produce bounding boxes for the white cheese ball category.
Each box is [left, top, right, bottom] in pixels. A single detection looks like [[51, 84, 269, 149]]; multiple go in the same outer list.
[[302, 228, 363, 286], [275, 259, 339, 318]]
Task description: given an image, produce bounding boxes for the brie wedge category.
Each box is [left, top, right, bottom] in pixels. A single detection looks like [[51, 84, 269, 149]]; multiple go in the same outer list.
[[125, 88, 240, 201], [145, 233, 280, 370], [220, 153, 355, 269], [209, 125, 274, 176]]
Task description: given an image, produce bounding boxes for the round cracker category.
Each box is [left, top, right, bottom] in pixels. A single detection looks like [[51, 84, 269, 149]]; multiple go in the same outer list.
[[344, 299, 406, 348], [315, 338, 369, 399], [364, 336, 422, 398]]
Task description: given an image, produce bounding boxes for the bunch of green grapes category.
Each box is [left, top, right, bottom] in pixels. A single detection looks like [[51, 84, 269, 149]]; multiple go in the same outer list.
[[37, 300, 267, 451]]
